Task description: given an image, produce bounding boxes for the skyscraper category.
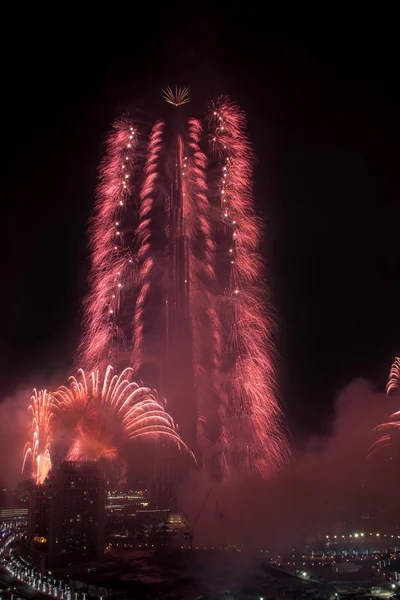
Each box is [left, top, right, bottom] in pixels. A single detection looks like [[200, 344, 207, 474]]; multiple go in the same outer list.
[[164, 134, 197, 448], [28, 461, 105, 569], [79, 92, 287, 482]]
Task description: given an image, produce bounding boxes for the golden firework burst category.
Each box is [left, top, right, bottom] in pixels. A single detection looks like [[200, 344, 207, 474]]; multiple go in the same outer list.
[[162, 85, 191, 107]]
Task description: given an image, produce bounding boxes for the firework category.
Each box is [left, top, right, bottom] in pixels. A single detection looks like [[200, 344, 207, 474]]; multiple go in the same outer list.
[[54, 365, 192, 457], [370, 411, 400, 459], [209, 97, 288, 475], [369, 357, 400, 458], [22, 366, 194, 484], [183, 118, 223, 450], [80, 119, 137, 370], [162, 85, 191, 107], [77, 91, 288, 478], [22, 390, 55, 485], [131, 122, 165, 373], [387, 357, 400, 395]]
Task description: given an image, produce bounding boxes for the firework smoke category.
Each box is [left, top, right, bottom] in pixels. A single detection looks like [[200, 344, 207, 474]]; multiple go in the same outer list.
[[22, 366, 193, 484]]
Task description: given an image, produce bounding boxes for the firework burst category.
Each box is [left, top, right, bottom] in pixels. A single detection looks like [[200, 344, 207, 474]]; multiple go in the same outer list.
[[369, 357, 400, 458], [387, 357, 400, 395], [80, 119, 137, 371], [209, 97, 288, 475], [131, 121, 165, 373], [186, 118, 222, 452], [22, 366, 195, 484], [22, 390, 55, 485], [54, 365, 192, 455], [162, 85, 191, 107], [76, 92, 288, 479]]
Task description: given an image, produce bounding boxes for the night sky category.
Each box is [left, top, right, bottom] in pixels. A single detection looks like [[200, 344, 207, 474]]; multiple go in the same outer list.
[[1, 9, 399, 442]]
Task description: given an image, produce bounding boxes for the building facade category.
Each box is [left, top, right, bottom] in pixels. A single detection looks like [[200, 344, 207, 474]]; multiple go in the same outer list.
[[28, 461, 105, 570]]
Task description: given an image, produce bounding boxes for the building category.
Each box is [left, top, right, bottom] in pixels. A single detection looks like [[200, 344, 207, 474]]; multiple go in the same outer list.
[[164, 134, 197, 449], [333, 561, 360, 574], [27, 461, 105, 570], [0, 506, 28, 522]]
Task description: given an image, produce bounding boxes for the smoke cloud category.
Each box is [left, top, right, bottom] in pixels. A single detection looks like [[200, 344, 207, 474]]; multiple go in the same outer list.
[[1, 377, 398, 555], [0, 389, 32, 487], [179, 378, 399, 553]]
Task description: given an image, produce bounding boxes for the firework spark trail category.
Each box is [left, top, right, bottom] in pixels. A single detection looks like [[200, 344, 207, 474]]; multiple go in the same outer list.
[[367, 433, 392, 458], [209, 97, 288, 476], [22, 366, 195, 484], [22, 390, 55, 485], [80, 119, 137, 370], [186, 118, 222, 446], [370, 411, 400, 458], [368, 357, 400, 458], [131, 122, 165, 374], [53, 365, 194, 461], [162, 85, 191, 107], [387, 357, 400, 395], [70, 93, 288, 479]]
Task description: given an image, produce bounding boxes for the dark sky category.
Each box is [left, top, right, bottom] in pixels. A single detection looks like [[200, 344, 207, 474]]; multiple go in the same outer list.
[[1, 8, 399, 440]]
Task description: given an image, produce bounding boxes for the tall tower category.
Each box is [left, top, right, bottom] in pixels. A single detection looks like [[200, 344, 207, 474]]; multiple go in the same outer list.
[[159, 86, 197, 451], [165, 134, 196, 449], [147, 87, 197, 509]]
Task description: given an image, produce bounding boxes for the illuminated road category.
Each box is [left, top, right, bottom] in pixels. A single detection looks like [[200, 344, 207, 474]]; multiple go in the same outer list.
[[0, 567, 50, 599]]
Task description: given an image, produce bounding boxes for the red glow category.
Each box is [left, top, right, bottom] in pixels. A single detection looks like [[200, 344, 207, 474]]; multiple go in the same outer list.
[[22, 390, 54, 485], [22, 366, 194, 484], [131, 122, 164, 373], [76, 95, 288, 478], [369, 357, 400, 458], [80, 119, 137, 371], [386, 356, 400, 395], [209, 98, 288, 476]]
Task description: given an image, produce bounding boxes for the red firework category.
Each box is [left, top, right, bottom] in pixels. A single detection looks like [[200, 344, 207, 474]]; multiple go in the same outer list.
[[209, 97, 288, 475], [369, 357, 400, 458], [184, 118, 223, 450], [22, 390, 54, 485], [22, 366, 194, 484], [131, 121, 165, 373], [387, 357, 400, 395], [80, 119, 137, 370], [79, 93, 288, 478]]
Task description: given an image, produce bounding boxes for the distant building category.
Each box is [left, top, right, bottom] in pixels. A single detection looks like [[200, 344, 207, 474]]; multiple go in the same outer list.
[[333, 561, 359, 573], [27, 461, 105, 570], [0, 506, 28, 533], [0, 507, 29, 521], [13, 479, 33, 505]]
